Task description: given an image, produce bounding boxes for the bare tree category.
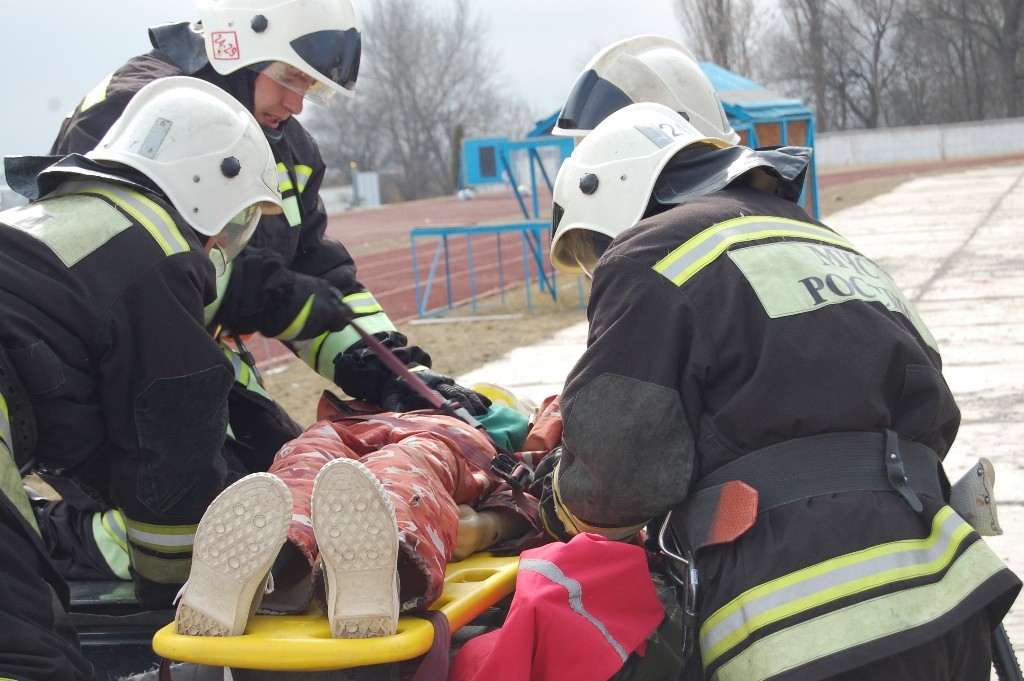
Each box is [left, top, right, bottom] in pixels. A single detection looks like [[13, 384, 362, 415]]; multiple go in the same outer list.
[[771, 0, 915, 129], [780, 0, 831, 127], [917, 0, 1024, 118], [672, 0, 772, 78], [305, 0, 535, 202]]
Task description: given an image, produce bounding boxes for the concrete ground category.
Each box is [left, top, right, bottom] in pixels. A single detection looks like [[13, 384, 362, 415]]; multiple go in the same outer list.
[[457, 161, 1024, 659]]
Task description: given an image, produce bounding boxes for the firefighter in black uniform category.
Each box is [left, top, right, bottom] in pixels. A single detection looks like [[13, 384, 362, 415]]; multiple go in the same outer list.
[[40, 0, 488, 583], [538, 102, 1020, 680], [1, 77, 284, 615], [1, 394, 96, 680], [50, 0, 486, 420]]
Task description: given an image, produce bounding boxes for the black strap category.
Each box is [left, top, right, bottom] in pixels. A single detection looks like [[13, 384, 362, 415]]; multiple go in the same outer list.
[[673, 431, 943, 551], [0, 345, 38, 474], [338, 310, 532, 497]]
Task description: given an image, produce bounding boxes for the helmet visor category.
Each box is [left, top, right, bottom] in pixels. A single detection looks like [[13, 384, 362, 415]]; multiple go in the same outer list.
[[291, 27, 361, 99], [556, 227, 614, 278], [208, 203, 262, 275], [556, 69, 633, 135], [256, 61, 337, 107]]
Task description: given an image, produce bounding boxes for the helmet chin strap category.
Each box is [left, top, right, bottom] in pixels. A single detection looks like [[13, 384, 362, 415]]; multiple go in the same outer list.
[[261, 125, 284, 143]]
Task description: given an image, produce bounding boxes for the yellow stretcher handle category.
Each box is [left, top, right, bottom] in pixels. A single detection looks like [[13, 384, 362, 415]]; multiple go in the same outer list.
[[152, 553, 519, 671]]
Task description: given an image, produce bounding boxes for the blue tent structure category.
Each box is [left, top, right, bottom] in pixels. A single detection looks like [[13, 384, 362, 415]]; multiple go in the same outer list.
[[700, 62, 819, 217]]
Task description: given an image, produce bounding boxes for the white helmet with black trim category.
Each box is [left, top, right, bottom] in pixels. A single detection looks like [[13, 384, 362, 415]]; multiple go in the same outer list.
[[87, 76, 282, 270], [197, 0, 362, 104], [550, 102, 734, 276], [553, 35, 739, 144]]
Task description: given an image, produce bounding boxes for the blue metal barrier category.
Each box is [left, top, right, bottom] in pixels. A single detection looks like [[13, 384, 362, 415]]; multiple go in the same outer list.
[[409, 221, 582, 318]]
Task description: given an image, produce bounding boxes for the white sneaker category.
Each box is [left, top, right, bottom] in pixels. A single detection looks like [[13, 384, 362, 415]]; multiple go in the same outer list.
[[312, 458, 399, 639], [175, 473, 291, 636]]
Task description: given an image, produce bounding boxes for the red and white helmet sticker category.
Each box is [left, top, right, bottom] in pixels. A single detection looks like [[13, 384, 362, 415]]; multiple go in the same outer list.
[[210, 31, 240, 61]]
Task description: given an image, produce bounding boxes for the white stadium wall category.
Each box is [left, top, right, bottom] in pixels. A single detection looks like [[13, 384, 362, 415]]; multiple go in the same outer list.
[[815, 117, 1024, 167]]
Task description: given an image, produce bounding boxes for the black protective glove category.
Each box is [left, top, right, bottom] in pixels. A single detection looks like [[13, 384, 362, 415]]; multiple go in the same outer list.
[[379, 366, 492, 416], [305, 284, 355, 334], [221, 247, 354, 340]]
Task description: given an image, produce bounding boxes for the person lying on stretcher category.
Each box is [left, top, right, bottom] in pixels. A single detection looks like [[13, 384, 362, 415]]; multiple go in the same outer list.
[[174, 387, 562, 639]]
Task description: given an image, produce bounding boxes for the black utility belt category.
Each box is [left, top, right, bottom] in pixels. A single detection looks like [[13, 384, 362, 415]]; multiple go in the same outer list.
[[671, 430, 944, 552]]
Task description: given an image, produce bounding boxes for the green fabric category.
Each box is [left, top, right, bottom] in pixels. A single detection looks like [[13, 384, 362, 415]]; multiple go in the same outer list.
[[476, 404, 530, 452]]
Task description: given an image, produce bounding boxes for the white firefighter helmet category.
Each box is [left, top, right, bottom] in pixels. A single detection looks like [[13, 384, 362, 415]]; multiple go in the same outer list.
[[553, 35, 739, 144], [197, 0, 361, 104], [550, 102, 734, 276], [87, 76, 282, 270]]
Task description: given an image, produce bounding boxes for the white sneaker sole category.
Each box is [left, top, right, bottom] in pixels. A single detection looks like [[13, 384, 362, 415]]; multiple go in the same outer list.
[[175, 473, 291, 636], [312, 458, 399, 639]]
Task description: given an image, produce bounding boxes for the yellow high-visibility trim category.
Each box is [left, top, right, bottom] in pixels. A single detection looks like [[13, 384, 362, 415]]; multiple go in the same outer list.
[[221, 344, 271, 399], [128, 547, 192, 583], [0, 394, 10, 451], [292, 310, 398, 379], [702, 507, 973, 667], [204, 261, 233, 326], [276, 295, 316, 341], [277, 164, 294, 193], [92, 510, 131, 579], [80, 73, 114, 112], [549, 463, 644, 541], [293, 164, 313, 193], [124, 516, 198, 554], [80, 185, 190, 255], [282, 195, 301, 226], [713, 539, 1008, 681], [343, 291, 384, 315], [653, 216, 853, 288]]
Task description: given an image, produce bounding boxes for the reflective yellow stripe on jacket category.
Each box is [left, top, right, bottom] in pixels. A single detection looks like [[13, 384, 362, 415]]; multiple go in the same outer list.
[[543, 461, 646, 542], [80, 73, 114, 112], [278, 163, 313, 227], [220, 341, 271, 400], [653, 216, 852, 288], [0, 393, 11, 457], [653, 215, 939, 350], [76, 183, 191, 256], [122, 515, 198, 584], [292, 291, 398, 379], [704, 506, 1007, 681]]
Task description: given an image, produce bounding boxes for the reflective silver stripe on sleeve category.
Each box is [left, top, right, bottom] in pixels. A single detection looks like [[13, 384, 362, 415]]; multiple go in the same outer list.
[[123, 517, 198, 554], [712, 538, 1008, 681], [702, 507, 978, 671], [76, 182, 190, 255], [520, 557, 630, 662], [293, 164, 313, 193]]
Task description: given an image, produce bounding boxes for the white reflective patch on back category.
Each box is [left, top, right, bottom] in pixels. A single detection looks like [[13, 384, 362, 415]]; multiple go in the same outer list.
[[4, 195, 132, 267], [729, 242, 938, 351]]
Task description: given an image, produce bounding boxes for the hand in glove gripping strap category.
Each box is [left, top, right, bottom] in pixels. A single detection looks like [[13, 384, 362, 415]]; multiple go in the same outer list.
[[280, 279, 354, 339], [380, 365, 492, 415], [311, 285, 356, 333]]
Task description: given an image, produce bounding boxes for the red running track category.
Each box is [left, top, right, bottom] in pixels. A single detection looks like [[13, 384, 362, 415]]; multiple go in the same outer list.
[[247, 188, 554, 364], [326, 188, 556, 323], [246, 154, 1024, 365]]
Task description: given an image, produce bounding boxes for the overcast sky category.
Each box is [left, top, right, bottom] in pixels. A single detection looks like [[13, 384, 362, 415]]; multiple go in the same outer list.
[[0, 0, 687, 171]]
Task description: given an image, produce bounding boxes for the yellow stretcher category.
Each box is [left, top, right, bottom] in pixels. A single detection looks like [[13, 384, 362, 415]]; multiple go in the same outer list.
[[152, 553, 519, 672]]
